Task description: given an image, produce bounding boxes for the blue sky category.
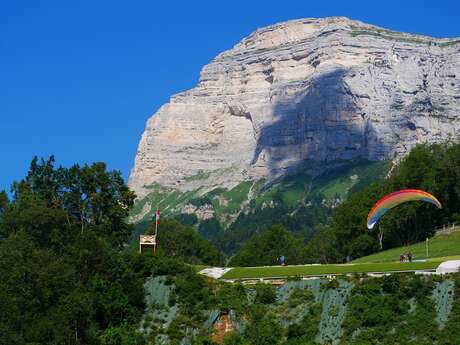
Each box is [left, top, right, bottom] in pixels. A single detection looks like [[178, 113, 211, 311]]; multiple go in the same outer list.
[[1, 0, 459, 192]]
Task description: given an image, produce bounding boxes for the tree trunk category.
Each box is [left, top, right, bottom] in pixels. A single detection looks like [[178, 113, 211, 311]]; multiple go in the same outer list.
[[378, 228, 384, 250]]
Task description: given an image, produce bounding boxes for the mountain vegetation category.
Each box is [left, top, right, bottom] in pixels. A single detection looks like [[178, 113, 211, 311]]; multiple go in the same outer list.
[[0, 157, 151, 344], [229, 225, 305, 267], [200, 142, 460, 266], [306, 143, 460, 263], [130, 160, 387, 258], [0, 157, 204, 345], [3, 142, 460, 344], [146, 218, 224, 266], [140, 271, 460, 345]]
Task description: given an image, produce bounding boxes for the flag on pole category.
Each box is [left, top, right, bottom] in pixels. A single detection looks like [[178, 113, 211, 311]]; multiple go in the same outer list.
[[155, 209, 161, 225]]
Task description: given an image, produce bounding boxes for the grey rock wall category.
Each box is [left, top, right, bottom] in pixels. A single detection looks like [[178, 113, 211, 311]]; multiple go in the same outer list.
[[129, 17, 460, 197]]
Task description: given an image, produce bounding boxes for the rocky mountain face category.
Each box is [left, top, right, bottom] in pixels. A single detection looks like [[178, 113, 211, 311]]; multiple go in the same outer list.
[[129, 16, 460, 199]]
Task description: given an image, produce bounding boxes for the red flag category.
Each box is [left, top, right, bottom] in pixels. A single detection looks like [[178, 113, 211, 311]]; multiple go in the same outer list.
[[155, 209, 160, 224]]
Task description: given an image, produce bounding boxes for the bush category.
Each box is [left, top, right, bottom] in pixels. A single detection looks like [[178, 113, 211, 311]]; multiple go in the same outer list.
[[287, 288, 314, 308], [254, 283, 277, 305]]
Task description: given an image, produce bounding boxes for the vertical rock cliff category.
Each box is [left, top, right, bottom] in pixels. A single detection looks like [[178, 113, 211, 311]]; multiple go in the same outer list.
[[129, 17, 460, 197]]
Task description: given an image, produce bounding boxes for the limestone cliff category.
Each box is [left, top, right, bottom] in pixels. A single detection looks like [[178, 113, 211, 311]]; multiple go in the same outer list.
[[129, 17, 460, 197]]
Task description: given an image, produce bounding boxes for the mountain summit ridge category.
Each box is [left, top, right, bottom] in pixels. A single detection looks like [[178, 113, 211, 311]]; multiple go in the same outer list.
[[129, 16, 460, 198]]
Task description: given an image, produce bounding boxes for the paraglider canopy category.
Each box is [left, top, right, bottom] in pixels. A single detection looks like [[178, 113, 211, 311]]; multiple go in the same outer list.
[[367, 189, 441, 229]]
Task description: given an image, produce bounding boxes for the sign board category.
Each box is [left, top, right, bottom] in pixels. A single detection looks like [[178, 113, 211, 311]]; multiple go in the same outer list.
[[139, 234, 157, 253]]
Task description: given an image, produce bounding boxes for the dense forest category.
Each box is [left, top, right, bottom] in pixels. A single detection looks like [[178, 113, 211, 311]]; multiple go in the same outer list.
[[0, 157, 148, 344]]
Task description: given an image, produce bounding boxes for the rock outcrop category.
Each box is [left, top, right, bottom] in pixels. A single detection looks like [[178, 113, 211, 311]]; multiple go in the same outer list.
[[129, 17, 460, 197], [181, 203, 215, 220]]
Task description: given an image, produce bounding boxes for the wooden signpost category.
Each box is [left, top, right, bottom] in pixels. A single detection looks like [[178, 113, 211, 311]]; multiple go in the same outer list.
[[139, 209, 160, 254], [139, 234, 157, 254]]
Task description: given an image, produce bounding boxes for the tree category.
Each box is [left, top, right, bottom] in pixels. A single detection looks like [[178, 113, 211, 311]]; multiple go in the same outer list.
[[254, 283, 277, 305], [0, 232, 79, 344], [60, 162, 136, 247], [0, 197, 72, 251], [99, 324, 146, 345], [217, 283, 248, 312], [10, 157, 136, 248], [198, 217, 223, 244], [149, 219, 224, 266], [0, 190, 8, 215], [303, 227, 340, 263], [244, 306, 282, 345], [230, 225, 304, 267]]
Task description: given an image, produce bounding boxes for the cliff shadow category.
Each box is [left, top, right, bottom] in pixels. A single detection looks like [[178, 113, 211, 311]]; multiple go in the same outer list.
[[251, 68, 387, 180]]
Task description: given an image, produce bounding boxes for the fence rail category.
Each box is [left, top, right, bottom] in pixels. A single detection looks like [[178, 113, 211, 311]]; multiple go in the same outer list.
[[434, 223, 460, 235]]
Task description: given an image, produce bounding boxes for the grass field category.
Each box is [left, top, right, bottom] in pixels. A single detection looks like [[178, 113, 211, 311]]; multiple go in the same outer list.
[[352, 230, 460, 263], [221, 258, 451, 280], [221, 230, 460, 280]]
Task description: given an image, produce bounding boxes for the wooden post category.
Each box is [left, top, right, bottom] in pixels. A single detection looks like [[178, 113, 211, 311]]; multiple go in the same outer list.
[[426, 238, 429, 258]]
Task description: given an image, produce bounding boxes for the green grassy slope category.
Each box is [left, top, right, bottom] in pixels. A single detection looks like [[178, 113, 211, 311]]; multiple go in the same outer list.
[[221, 230, 460, 280], [254, 174, 311, 207], [312, 160, 388, 199], [352, 229, 460, 263], [130, 160, 386, 223], [221, 259, 451, 280]]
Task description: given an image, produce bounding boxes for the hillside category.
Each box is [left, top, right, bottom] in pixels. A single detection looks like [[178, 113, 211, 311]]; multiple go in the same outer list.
[[217, 229, 460, 280], [129, 160, 387, 249], [143, 271, 460, 345], [352, 228, 460, 263]]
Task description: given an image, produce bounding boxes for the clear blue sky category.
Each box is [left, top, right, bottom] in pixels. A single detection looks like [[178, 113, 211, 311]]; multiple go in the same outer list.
[[1, 0, 459, 192]]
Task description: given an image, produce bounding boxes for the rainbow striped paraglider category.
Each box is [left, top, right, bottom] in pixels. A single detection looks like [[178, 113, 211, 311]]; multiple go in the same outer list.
[[367, 189, 442, 229]]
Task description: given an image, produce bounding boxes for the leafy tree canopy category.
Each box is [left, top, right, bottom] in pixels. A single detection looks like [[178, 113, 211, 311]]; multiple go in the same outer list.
[[148, 218, 224, 266], [230, 224, 304, 267]]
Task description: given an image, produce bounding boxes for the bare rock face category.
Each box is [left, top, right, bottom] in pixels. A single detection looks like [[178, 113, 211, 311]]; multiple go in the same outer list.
[[181, 203, 215, 220], [129, 17, 460, 197]]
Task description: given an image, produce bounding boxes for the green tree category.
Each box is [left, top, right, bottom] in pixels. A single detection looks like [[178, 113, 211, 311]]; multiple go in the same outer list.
[[230, 224, 304, 267], [244, 306, 282, 345], [0, 190, 8, 215], [9, 156, 136, 248], [439, 275, 460, 344], [254, 283, 277, 305], [199, 217, 223, 244], [150, 219, 224, 266], [0, 232, 80, 344], [174, 269, 215, 317], [99, 324, 146, 345], [217, 283, 248, 312]]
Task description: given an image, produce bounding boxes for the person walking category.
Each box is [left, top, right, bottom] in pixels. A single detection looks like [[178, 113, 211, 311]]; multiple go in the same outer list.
[[280, 255, 285, 266]]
